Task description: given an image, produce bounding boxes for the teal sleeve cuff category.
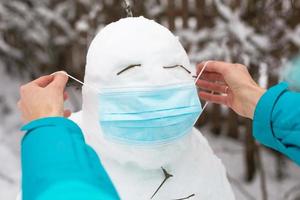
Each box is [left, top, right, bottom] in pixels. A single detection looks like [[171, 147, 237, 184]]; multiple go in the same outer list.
[[37, 181, 117, 200], [253, 82, 300, 166], [21, 117, 85, 150], [253, 82, 289, 152], [21, 117, 82, 135], [21, 117, 119, 200]]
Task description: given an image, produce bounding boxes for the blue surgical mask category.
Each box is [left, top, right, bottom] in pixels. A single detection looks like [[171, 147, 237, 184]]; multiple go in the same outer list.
[[98, 83, 202, 145], [54, 62, 209, 145]]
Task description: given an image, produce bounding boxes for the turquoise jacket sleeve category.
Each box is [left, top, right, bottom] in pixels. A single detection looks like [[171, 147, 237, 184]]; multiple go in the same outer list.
[[21, 117, 120, 200], [253, 82, 300, 166]]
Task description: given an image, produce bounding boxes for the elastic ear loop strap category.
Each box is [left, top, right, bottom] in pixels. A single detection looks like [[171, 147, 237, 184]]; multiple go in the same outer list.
[[53, 62, 211, 110], [194, 61, 210, 111], [51, 71, 101, 93]]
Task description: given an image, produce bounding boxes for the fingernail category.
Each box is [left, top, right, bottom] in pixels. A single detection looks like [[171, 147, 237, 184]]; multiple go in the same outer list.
[[51, 71, 67, 76]]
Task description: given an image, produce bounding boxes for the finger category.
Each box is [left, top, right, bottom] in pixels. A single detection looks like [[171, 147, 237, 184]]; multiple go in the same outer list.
[[63, 91, 69, 101], [197, 80, 228, 94], [63, 109, 72, 118], [199, 91, 228, 106], [49, 71, 69, 91], [31, 75, 54, 87], [200, 72, 225, 82], [196, 61, 233, 75]]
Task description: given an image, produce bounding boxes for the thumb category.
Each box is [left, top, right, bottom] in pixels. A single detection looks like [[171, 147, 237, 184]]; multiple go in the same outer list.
[[49, 71, 69, 91]]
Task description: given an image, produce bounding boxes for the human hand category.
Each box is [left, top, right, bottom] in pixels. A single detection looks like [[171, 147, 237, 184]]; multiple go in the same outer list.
[[18, 72, 71, 124], [196, 61, 266, 119]]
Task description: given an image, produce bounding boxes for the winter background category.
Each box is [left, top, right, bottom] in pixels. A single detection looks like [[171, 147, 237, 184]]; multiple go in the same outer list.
[[0, 0, 300, 199]]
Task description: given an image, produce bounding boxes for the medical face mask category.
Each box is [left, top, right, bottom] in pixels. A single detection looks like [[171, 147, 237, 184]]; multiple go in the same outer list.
[[56, 62, 209, 145], [98, 83, 201, 145]]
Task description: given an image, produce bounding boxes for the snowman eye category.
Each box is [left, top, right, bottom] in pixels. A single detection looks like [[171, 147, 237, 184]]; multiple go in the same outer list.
[[117, 64, 142, 75], [163, 65, 191, 74]]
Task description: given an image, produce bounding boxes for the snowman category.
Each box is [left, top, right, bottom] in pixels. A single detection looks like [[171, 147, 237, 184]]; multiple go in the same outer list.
[[70, 17, 235, 200]]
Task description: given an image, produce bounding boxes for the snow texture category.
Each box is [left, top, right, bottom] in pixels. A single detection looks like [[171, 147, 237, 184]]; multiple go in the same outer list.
[[0, 65, 22, 200]]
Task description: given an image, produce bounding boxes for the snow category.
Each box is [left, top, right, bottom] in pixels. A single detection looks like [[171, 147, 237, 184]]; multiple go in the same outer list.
[[35, 7, 75, 40], [287, 25, 300, 46], [0, 65, 22, 200], [76, 19, 89, 32], [203, 129, 300, 200], [258, 63, 268, 88], [0, 143, 20, 200], [0, 37, 22, 60], [172, 0, 299, 72]]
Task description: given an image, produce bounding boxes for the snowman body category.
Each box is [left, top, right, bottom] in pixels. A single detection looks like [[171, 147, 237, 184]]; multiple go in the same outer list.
[[71, 17, 235, 200]]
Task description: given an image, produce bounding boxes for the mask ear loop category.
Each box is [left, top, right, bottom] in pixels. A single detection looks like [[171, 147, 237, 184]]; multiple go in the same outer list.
[[194, 61, 211, 111], [53, 68, 212, 109], [51, 71, 101, 93]]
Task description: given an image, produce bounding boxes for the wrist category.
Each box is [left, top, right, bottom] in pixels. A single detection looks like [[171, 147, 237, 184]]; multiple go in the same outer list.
[[27, 110, 63, 124], [247, 85, 266, 119]]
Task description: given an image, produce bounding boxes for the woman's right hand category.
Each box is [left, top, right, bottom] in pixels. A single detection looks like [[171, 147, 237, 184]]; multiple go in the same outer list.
[[18, 72, 70, 124], [196, 61, 266, 119]]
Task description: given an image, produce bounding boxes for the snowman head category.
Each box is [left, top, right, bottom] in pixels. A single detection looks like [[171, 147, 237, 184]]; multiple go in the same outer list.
[[81, 17, 198, 169], [84, 16, 193, 88]]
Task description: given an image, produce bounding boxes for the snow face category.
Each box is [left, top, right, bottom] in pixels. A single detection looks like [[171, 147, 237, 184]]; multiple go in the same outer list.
[[73, 17, 235, 200], [84, 16, 193, 89], [81, 16, 196, 169]]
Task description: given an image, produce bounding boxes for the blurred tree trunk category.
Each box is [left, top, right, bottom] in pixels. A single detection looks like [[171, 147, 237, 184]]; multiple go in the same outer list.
[[133, 0, 145, 17], [182, 0, 189, 29], [167, 0, 175, 31], [244, 118, 257, 182], [210, 104, 222, 136], [290, 1, 300, 27], [103, 0, 123, 24], [196, 102, 209, 127], [195, 0, 205, 30], [226, 110, 239, 139], [275, 152, 286, 181], [256, 144, 268, 200]]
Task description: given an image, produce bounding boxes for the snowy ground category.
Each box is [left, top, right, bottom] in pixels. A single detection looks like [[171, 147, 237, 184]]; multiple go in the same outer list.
[[0, 69, 300, 200], [202, 129, 300, 200], [0, 67, 23, 200]]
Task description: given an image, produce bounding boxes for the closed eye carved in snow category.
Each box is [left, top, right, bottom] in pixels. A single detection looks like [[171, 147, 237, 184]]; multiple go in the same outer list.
[[116, 64, 142, 75], [116, 64, 191, 76], [163, 65, 191, 74]]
